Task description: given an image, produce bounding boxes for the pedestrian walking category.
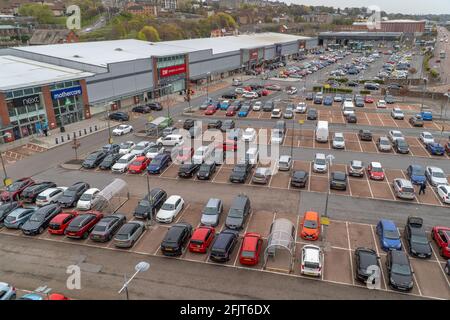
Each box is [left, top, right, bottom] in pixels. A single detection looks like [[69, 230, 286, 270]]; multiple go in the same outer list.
[[419, 181, 426, 195]]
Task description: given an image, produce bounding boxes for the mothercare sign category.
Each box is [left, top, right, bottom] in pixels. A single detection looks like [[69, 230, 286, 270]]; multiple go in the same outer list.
[[51, 86, 82, 100]]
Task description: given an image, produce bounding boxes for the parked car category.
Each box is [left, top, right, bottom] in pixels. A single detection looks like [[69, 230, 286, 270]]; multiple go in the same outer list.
[[0, 177, 34, 201], [0, 201, 21, 222], [404, 217, 432, 259], [307, 108, 317, 120], [145, 144, 165, 159], [348, 160, 364, 177], [207, 119, 222, 130], [133, 188, 167, 220], [406, 164, 426, 185], [225, 194, 251, 230], [393, 138, 410, 154], [239, 233, 263, 266], [111, 153, 136, 173], [147, 154, 171, 174], [431, 226, 450, 258], [76, 188, 100, 210], [156, 195, 184, 223], [178, 163, 200, 178], [242, 128, 257, 142], [128, 156, 151, 174], [420, 111, 433, 121], [290, 170, 308, 188], [251, 167, 272, 185], [21, 203, 61, 235], [113, 221, 145, 248], [57, 182, 90, 208], [300, 211, 320, 241], [391, 108, 404, 120], [0, 282, 16, 300], [189, 226, 215, 253], [90, 213, 126, 242], [112, 124, 133, 136], [3, 207, 35, 229], [330, 171, 347, 190], [346, 112, 357, 123], [99, 153, 122, 170], [200, 198, 223, 227], [210, 229, 239, 262], [419, 132, 434, 145], [392, 178, 415, 200], [48, 211, 79, 235], [82, 151, 107, 169], [425, 166, 448, 187], [386, 250, 414, 291], [376, 100, 387, 108], [21, 181, 57, 203], [300, 245, 323, 277], [313, 153, 327, 173], [409, 115, 424, 127], [278, 155, 292, 171], [102, 144, 120, 154], [196, 162, 216, 180], [132, 105, 150, 113], [130, 141, 152, 156], [388, 130, 404, 143], [332, 132, 345, 149], [376, 136, 392, 152], [358, 129, 372, 141], [109, 112, 129, 121], [368, 162, 385, 180], [354, 248, 380, 284], [64, 211, 103, 239], [118, 141, 136, 155], [426, 142, 445, 156], [221, 120, 235, 131], [229, 162, 252, 183], [376, 219, 402, 251]]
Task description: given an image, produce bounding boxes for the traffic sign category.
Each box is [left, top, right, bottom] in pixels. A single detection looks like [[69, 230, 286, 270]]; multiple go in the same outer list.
[[321, 217, 330, 226], [298, 120, 304, 124], [147, 115, 154, 122]]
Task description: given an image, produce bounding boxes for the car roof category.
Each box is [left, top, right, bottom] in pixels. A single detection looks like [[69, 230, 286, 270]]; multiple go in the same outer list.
[[191, 226, 211, 241], [206, 198, 221, 207], [371, 162, 382, 167], [390, 250, 408, 263], [315, 153, 326, 158], [380, 219, 396, 230], [351, 160, 363, 166], [83, 188, 100, 195], [165, 195, 182, 204], [303, 245, 321, 262], [40, 187, 62, 195], [279, 155, 291, 161], [395, 178, 413, 186], [120, 153, 135, 160], [118, 222, 140, 234], [304, 211, 319, 220], [242, 233, 260, 251]]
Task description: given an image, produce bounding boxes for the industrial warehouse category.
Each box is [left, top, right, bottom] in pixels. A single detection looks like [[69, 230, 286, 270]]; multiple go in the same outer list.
[[0, 32, 315, 141]]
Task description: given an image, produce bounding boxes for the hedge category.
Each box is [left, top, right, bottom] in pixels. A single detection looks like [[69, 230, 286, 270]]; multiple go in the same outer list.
[[313, 86, 353, 94], [359, 90, 371, 95]]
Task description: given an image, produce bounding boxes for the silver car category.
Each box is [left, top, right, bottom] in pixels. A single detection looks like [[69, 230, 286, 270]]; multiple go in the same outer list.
[[200, 198, 223, 227], [3, 207, 36, 229], [348, 160, 364, 177], [113, 221, 145, 248], [0, 282, 16, 300], [252, 167, 272, 184], [392, 178, 415, 200], [377, 136, 392, 152], [425, 166, 448, 187]]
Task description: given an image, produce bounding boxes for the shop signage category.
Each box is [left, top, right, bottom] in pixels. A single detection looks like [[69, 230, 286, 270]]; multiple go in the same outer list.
[[159, 64, 186, 78], [51, 86, 82, 100], [13, 94, 40, 107], [299, 41, 306, 49], [249, 49, 258, 61]]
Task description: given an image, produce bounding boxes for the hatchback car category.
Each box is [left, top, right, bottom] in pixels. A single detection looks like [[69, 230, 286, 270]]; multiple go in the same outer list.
[[90, 213, 126, 242], [133, 188, 167, 220], [426, 142, 445, 156], [307, 108, 318, 120], [229, 162, 252, 183], [392, 178, 415, 200], [300, 245, 323, 277], [113, 221, 145, 248], [189, 226, 215, 254], [210, 229, 239, 262], [21, 181, 57, 203], [112, 153, 136, 173], [99, 153, 122, 170], [76, 188, 100, 211], [388, 130, 404, 143], [425, 166, 448, 187], [251, 167, 271, 185], [332, 132, 345, 149], [200, 198, 223, 227], [196, 162, 216, 180], [113, 124, 133, 136], [118, 142, 136, 155], [147, 154, 171, 174], [178, 163, 200, 178], [300, 211, 320, 241], [160, 222, 193, 256], [348, 160, 364, 177], [128, 156, 151, 174], [82, 150, 107, 169], [376, 219, 402, 251], [239, 233, 263, 266], [207, 119, 222, 130], [0, 177, 34, 201], [278, 155, 292, 171], [431, 226, 450, 258], [419, 131, 435, 145], [21, 203, 61, 235], [290, 170, 308, 188], [354, 248, 380, 284], [65, 211, 103, 239], [0, 201, 21, 222], [330, 171, 347, 190], [156, 195, 184, 223], [406, 164, 426, 185], [313, 153, 327, 173], [57, 182, 90, 208], [409, 115, 424, 127], [3, 207, 36, 229], [386, 250, 414, 291], [130, 141, 152, 156], [225, 194, 251, 230], [368, 162, 385, 180], [376, 136, 392, 152], [48, 211, 78, 235], [437, 185, 450, 204], [109, 111, 129, 121], [358, 129, 372, 141], [404, 217, 432, 259], [393, 138, 410, 154]]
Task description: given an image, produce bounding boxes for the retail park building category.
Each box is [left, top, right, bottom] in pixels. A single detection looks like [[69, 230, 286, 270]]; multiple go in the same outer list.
[[0, 33, 316, 142]]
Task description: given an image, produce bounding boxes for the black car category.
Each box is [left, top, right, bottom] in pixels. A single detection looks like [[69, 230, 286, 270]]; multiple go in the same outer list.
[[21, 203, 61, 235], [82, 150, 107, 169], [346, 113, 357, 123], [207, 120, 222, 130], [183, 119, 195, 130], [21, 181, 57, 203], [385, 95, 396, 104], [330, 171, 347, 190], [57, 182, 90, 208], [197, 163, 216, 180], [307, 108, 318, 120], [222, 92, 237, 100], [160, 222, 193, 256], [0, 201, 21, 222], [221, 120, 235, 132], [89, 213, 126, 242], [147, 102, 163, 111], [358, 129, 372, 141], [355, 247, 380, 284], [305, 93, 314, 100], [348, 81, 359, 87], [99, 153, 122, 170], [393, 139, 410, 154], [102, 144, 120, 154], [210, 229, 239, 262], [133, 188, 167, 219], [387, 84, 403, 90], [229, 162, 252, 183], [109, 111, 129, 121], [178, 163, 200, 178], [404, 217, 432, 259], [132, 105, 151, 113], [290, 170, 309, 188], [386, 250, 414, 291], [262, 101, 274, 112]]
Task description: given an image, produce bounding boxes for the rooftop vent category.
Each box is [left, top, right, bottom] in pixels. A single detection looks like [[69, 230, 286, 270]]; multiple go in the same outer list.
[[73, 55, 81, 58], [115, 48, 123, 51]]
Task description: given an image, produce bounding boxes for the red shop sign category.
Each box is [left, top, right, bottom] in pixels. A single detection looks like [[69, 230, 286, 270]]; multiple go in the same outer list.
[[250, 50, 258, 60], [159, 64, 186, 78]]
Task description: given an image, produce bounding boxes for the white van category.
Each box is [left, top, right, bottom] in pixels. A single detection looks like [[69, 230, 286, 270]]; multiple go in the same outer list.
[[245, 147, 259, 167], [315, 121, 329, 143], [342, 101, 355, 116]]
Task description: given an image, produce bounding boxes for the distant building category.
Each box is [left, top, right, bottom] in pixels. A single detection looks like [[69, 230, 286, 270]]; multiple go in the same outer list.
[[210, 28, 238, 37], [125, 2, 158, 16], [29, 29, 78, 46], [303, 13, 334, 24], [350, 19, 425, 35], [164, 0, 177, 10]]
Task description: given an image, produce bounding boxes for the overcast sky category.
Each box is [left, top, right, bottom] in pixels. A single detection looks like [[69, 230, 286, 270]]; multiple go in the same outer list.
[[283, 0, 450, 15]]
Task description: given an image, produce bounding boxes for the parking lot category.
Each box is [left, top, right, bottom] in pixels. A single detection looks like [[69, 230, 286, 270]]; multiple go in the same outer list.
[[0, 201, 447, 300]]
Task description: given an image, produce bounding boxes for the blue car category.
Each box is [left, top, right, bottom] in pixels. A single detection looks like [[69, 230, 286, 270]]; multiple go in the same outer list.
[[406, 164, 426, 185], [323, 96, 333, 106], [19, 293, 44, 300], [147, 154, 171, 174], [426, 142, 445, 155], [376, 219, 402, 251], [0, 282, 16, 300], [238, 106, 250, 117], [3, 207, 36, 229], [420, 111, 432, 121], [219, 100, 230, 110]]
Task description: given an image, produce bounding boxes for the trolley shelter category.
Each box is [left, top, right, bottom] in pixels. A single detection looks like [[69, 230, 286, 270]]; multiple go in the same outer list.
[[263, 218, 296, 273]]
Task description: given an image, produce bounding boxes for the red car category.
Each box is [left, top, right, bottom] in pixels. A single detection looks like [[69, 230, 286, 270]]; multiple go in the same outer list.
[[300, 211, 321, 241], [128, 156, 150, 174], [367, 162, 385, 180], [175, 147, 194, 163], [48, 211, 79, 235], [260, 89, 269, 96], [226, 106, 236, 117], [239, 232, 263, 266], [0, 177, 34, 201], [188, 226, 215, 253], [432, 226, 450, 258], [364, 95, 374, 103], [222, 140, 237, 151], [204, 105, 217, 115], [64, 211, 103, 239], [47, 293, 70, 300]]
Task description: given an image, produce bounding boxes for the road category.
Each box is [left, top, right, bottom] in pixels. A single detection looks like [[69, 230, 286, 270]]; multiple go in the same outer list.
[[434, 27, 450, 84]]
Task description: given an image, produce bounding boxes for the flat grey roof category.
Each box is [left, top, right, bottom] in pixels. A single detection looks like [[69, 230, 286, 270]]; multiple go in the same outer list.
[[0, 55, 94, 91]]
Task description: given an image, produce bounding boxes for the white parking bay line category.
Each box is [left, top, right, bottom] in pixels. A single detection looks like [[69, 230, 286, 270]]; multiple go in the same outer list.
[[175, 203, 191, 224], [366, 176, 374, 198], [345, 222, 355, 286], [370, 225, 387, 289], [430, 241, 450, 288]]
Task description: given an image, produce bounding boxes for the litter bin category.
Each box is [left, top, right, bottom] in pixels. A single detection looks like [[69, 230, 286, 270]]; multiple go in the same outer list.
[[60, 126, 65, 133]]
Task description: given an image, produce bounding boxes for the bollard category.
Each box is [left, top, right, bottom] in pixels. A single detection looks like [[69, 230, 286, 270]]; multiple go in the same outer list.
[[84, 128, 87, 135], [61, 136, 64, 143], [55, 137, 59, 145], [73, 132, 76, 139], [89, 127, 92, 133], [94, 125, 98, 131], [79, 130, 82, 137], [67, 134, 70, 140]]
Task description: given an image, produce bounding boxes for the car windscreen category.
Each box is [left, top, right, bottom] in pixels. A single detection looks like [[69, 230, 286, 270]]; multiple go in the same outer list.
[[432, 171, 446, 178], [29, 212, 45, 222], [117, 158, 129, 164], [228, 208, 243, 218], [120, 143, 131, 149], [148, 146, 159, 152], [203, 206, 217, 215], [233, 166, 247, 173], [402, 186, 415, 193], [6, 182, 21, 192], [199, 165, 211, 172], [411, 234, 428, 245], [241, 250, 256, 258], [411, 167, 424, 175], [86, 154, 98, 160], [380, 139, 390, 145], [397, 140, 408, 147], [63, 190, 76, 197], [391, 263, 411, 276], [333, 173, 346, 180], [334, 136, 344, 142], [94, 225, 107, 232], [79, 193, 93, 201], [372, 166, 383, 172], [161, 203, 175, 210], [304, 219, 318, 229], [150, 158, 161, 165], [384, 229, 399, 240], [315, 159, 326, 165]]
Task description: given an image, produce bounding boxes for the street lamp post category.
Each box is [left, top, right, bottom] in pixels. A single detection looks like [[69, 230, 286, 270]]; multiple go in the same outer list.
[[166, 84, 172, 119], [206, 72, 211, 101], [421, 78, 428, 112], [106, 103, 112, 144], [241, 64, 245, 82], [118, 261, 150, 300]]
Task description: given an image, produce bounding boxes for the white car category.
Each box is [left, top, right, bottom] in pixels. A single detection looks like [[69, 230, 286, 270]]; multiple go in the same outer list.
[[192, 146, 212, 164], [111, 153, 136, 173], [313, 153, 327, 173], [112, 124, 133, 136], [300, 245, 323, 277], [437, 185, 450, 204], [419, 131, 434, 145], [271, 108, 282, 118], [425, 166, 448, 187], [332, 132, 345, 149], [391, 108, 404, 120], [388, 130, 404, 143], [146, 144, 165, 159], [286, 87, 298, 95], [295, 102, 307, 113], [334, 95, 343, 102], [118, 141, 136, 155], [242, 91, 258, 99], [156, 134, 184, 147], [130, 141, 151, 156], [252, 101, 262, 111], [35, 187, 67, 206], [156, 195, 185, 223], [235, 87, 247, 94], [376, 100, 387, 108], [76, 188, 100, 211], [271, 129, 284, 144], [242, 128, 257, 142]]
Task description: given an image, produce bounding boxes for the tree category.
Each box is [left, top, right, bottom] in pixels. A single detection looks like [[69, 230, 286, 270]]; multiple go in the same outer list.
[[157, 23, 184, 41], [19, 3, 55, 24], [137, 26, 160, 42]]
